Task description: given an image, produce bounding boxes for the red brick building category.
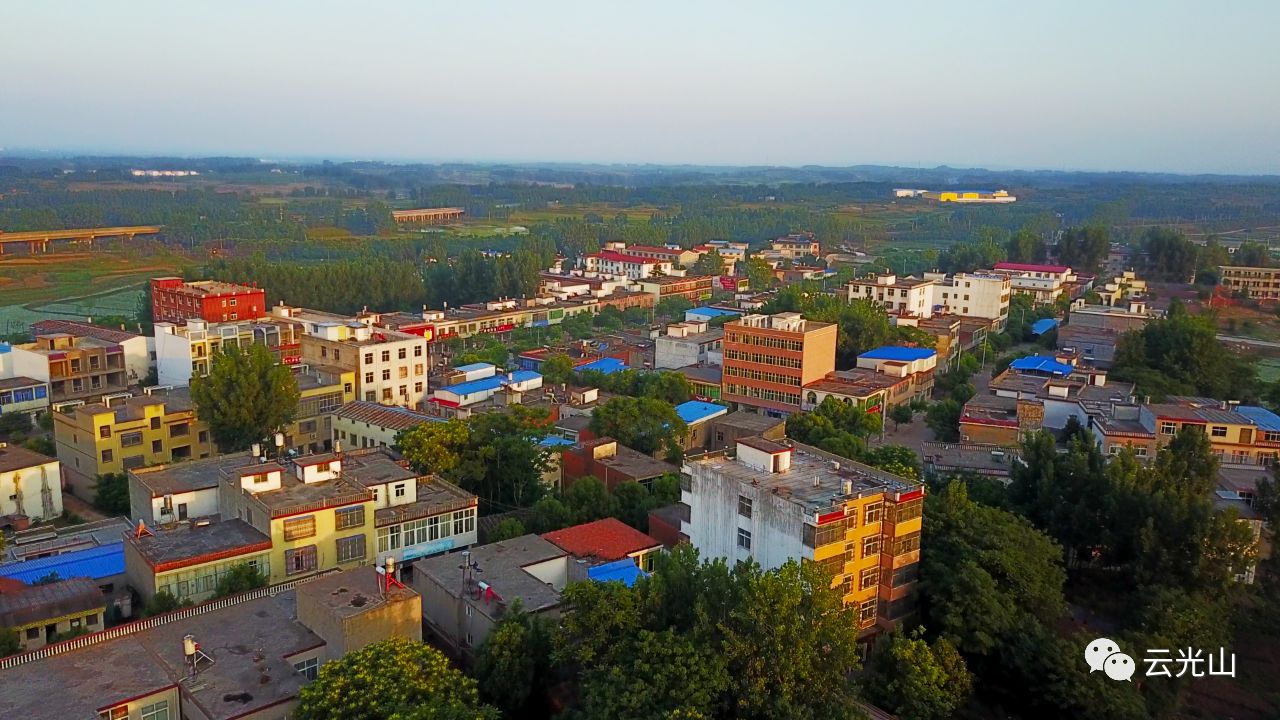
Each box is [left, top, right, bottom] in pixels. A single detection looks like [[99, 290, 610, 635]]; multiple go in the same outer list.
[[560, 438, 678, 490], [150, 277, 266, 324]]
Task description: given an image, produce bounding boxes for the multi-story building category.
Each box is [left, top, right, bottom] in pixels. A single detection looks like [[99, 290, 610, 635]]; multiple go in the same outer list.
[[922, 271, 1011, 326], [800, 346, 937, 413], [31, 319, 152, 386], [581, 249, 670, 279], [847, 273, 938, 318], [655, 321, 723, 369], [992, 262, 1076, 304], [1093, 271, 1148, 306], [359, 448, 478, 566], [1068, 301, 1153, 333], [53, 387, 214, 483], [0, 377, 49, 422], [0, 444, 63, 525], [722, 312, 837, 416], [1089, 398, 1280, 466], [8, 334, 128, 404], [286, 364, 355, 454], [123, 516, 274, 605], [150, 276, 266, 324], [154, 317, 304, 386], [768, 232, 821, 260], [682, 439, 923, 640], [636, 274, 715, 303], [280, 306, 430, 409], [0, 565, 421, 720], [1218, 265, 1280, 302], [623, 244, 702, 268]]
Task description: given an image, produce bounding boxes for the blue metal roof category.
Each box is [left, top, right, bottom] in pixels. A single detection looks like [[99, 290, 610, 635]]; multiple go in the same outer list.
[[1030, 318, 1060, 336], [539, 436, 577, 447], [576, 357, 628, 375], [453, 362, 495, 373], [686, 306, 741, 319], [587, 558, 648, 587], [438, 370, 541, 397], [674, 400, 728, 425], [858, 346, 937, 362], [0, 542, 124, 584], [1238, 405, 1280, 432], [1009, 355, 1074, 376]]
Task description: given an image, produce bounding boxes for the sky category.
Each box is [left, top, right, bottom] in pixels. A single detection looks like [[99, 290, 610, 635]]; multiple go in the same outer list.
[[2, 1, 1278, 174]]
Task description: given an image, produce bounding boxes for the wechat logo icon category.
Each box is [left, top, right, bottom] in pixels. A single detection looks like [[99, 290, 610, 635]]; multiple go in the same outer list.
[[1086, 637, 1135, 681]]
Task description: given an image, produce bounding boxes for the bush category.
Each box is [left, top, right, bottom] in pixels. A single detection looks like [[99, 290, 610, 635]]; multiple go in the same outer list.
[[212, 563, 268, 598], [92, 473, 130, 516], [0, 412, 32, 438], [143, 591, 192, 617]]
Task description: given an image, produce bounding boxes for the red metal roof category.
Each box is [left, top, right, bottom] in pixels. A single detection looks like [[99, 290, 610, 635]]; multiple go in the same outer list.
[[993, 262, 1071, 274], [542, 518, 661, 561]]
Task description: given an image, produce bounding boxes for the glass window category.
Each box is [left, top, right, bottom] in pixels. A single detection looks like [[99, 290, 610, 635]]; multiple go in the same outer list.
[[335, 506, 365, 530], [99, 708, 129, 720], [862, 536, 881, 558], [141, 700, 170, 720], [294, 656, 319, 681], [101, 449, 113, 463], [1160, 421, 1176, 435], [859, 566, 878, 590], [1211, 426, 1228, 438], [398, 348, 407, 360], [381, 351, 390, 362], [285, 545, 318, 575], [394, 483, 406, 498], [99, 425, 112, 438], [863, 502, 883, 524], [378, 525, 402, 554], [364, 353, 374, 364], [336, 535, 366, 563], [414, 345, 423, 357], [737, 495, 753, 518], [737, 527, 752, 550]]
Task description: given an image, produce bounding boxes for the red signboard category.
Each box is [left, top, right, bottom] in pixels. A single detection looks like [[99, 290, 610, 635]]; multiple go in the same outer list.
[[282, 355, 301, 365], [897, 488, 925, 503], [718, 276, 738, 291]]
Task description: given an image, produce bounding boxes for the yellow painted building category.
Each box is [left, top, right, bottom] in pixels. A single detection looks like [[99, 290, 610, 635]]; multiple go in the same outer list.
[[53, 387, 214, 483], [217, 454, 376, 584], [284, 365, 356, 454]]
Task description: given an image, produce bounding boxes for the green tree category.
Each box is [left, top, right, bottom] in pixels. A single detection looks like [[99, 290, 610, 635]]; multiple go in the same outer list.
[[1005, 229, 1047, 264], [396, 419, 470, 475], [0, 412, 32, 438], [745, 257, 774, 290], [190, 343, 299, 451], [530, 495, 574, 533], [655, 296, 694, 320], [92, 473, 130, 515], [0, 627, 19, 656], [589, 396, 687, 457], [1055, 225, 1110, 273], [889, 403, 914, 430], [143, 590, 192, 617], [577, 629, 729, 720], [925, 400, 962, 442], [487, 518, 526, 543], [862, 629, 973, 720], [296, 637, 498, 720], [691, 249, 726, 276], [562, 477, 620, 524], [474, 605, 556, 716], [212, 562, 267, 598]]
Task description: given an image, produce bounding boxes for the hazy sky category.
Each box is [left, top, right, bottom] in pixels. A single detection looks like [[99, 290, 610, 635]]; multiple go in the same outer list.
[[3, 1, 1278, 174]]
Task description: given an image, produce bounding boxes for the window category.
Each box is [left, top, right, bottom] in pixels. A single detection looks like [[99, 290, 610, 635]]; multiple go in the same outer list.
[[863, 502, 883, 524], [321, 346, 328, 358], [101, 449, 113, 464], [737, 495, 753, 518], [862, 536, 881, 558], [1211, 425, 1228, 438], [364, 352, 374, 364], [336, 534, 366, 563], [198, 430, 208, 444], [378, 525, 402, 553], [859, 598, 878, 626], [398, 366, 408, 379], [414, 381, 423, 393], [283, 515, 317, 541], [399, 385, 407, 397], [294, 657, 319, 681], [99, 425, 112, 439], [150, 417, 161, 430], [453, 508, 475, 535], [335, 506, 365, 530], [394, 483, 406, 498], [381, 350, 391, 362], [99, 708, 129, 720], [414, 364, 424, 375], [414, 345, 423, 357], [859, 566, 878, 590], [151, 439, 163, 453], [381, 369, 391, 381], [365, 391, 376, 401], [398, 347, 407, 360], [344, 382, 353, 394], [890, 563, 919, 587], [365, 372, 374, 384], [285, 545, 318, 575], [140, 700, 171, 720], [893, 531, 922, 556], [382, 388, 392, 400], [1160, 421, 1176, 435], [26, 627, 39, 640], [736, 527, 752, 550], [814, 520, 846, 547], [170, 423, 189, 437], [120, 431, 143, 447]]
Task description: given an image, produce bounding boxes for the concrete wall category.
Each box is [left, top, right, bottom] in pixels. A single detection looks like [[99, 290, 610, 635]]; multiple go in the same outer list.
[[682, 462, 808, 572], [153, 328, 194, 387], [0, 458, 62, 522]]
